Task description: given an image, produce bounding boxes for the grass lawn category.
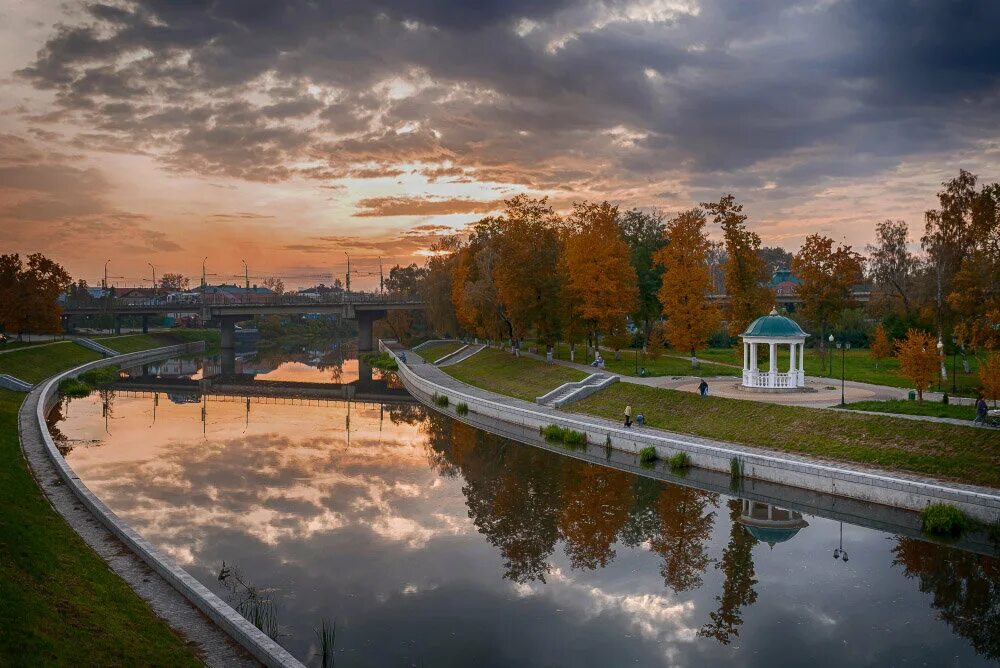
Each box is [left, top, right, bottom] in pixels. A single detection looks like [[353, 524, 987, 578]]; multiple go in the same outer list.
[[569, 383, 1000, 488], [417, 340, 466, 363], [523, 340, 738, 378], [443, 347, 588, 402], [95, 329, 220, 354], [0, 343, 100, 385], [0, 389, 202, 665], [839, 399, 979, 421]]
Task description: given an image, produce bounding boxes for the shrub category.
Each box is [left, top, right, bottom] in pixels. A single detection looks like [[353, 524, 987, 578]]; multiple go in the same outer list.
[[920, 503, 971, 537], [668, 452, 690, 471], [639, 446, 658, 465], [58, 378, 91, 397], [941, 393, 949, 405], [456, 402, 469, 416], [563, 429, 587, 446], [78, 366, 119, 386], [541, 424, 567, 441], [434, 394, 450, 408], [361, 351, 399, 372], [729, 456, 743, 492]]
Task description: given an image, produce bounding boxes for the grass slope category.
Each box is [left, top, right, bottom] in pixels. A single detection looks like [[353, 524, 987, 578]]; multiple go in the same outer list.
[[524, 340, 738, 378], [0, 343, 100, 385], [570, 383, 1000, 488], [96, 330, 220, 354], [444, 347, 588, 402], [417, 340, 466, 363], [840, 399, 978, 421], [0, 389, 201, 666]]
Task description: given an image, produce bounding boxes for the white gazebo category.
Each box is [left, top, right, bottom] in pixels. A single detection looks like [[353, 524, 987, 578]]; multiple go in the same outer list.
[[740, 308, 808, 390]]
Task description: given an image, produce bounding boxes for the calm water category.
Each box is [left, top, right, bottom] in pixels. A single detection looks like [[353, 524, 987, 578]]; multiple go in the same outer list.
[[49, 356, 999, 667]]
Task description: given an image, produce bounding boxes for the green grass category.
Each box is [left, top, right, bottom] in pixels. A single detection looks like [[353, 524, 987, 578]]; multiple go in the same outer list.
[[417, 340, 465, 363], [97, 330, 219, 354], [920, 503, 972, 537], [0, 389, 202, 665], [0, 343, 100, 385], [525, 340, 738, 378], [444, 348, 587, 402], [569, 383, 1000, 488], [840, 400, 977, 421]]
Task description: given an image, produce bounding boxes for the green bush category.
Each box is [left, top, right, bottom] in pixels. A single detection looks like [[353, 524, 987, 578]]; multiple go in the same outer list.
[[668, 452, 690, 471], [78, 366, 119, 386], [360, 351, 399, 372], [920, 503, 971, 537], [563, 429, 587, 446], [541, 424, 567, 441], [58, 378, 91, 397], [456, 402, 469, 416], [434, 394, 450, 408], [639, 446, 658, 465]]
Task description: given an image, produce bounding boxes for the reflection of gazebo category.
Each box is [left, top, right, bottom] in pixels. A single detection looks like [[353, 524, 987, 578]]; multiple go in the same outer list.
[[740, 309, 808, 390], [737, 500, 808, 548]]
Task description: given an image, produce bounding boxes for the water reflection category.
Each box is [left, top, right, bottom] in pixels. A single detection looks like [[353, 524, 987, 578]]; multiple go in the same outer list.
[[49, 367, 999, 666]]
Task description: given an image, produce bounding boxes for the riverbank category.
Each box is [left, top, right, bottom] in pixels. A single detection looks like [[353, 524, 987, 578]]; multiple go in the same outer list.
[[400, 351, 1000, 523], [0, 370, 203, 663]]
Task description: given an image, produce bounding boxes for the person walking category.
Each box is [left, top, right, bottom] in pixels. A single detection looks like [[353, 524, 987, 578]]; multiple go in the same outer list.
[[624, 404, 632, 428], [698, 379, 709, 397], [975, 394, 989, 424]]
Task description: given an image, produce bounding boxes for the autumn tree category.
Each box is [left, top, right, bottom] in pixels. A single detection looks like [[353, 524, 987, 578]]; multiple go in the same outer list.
[[423, 236, 461, 336], [645, 322, 667, 360], [618, 208, 667, 342], [896, 329, 939, 401], [791, 234, 864, 369], [383, 263, 430, 342], [703, 194, 773, 335], [0, 253, 72, 336], [866, 219, 917, 318], [159, 273, 190, 291], [563, 201, 638, 354], [262, 276, 285, 294], [559, 466, 632, 571], [492, 196, 563, 349], [981, 352, 1000, 407], [654, 209, 720, 364], [870, 323, 892, 369], [452, 222, 506, 341]]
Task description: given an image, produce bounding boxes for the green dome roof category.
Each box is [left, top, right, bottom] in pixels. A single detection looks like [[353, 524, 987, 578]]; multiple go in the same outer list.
[[742, 525, 804, 546], [742, 309, 808, 338]]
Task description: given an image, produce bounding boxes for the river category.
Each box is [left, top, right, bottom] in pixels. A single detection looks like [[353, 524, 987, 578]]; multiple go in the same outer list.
[[47, 353, 999, 667]]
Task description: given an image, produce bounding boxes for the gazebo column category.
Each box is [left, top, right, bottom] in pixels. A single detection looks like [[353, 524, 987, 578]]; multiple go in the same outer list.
[[789, 342, 797, 387], [768, 342, 777, 386], [799, 341, 805, 383]]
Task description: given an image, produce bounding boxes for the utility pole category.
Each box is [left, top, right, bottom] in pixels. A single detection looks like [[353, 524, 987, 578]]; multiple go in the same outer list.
[[104, 259, 111, 290], [148, 262, 156, 298], [241, 259, 249, 290], [347, 252, 352, 292], [202, 256, 208, 296], [379, 256, 384, 294]]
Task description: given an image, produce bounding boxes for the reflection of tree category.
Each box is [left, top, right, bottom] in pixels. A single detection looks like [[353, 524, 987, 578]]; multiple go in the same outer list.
[[46, 397, 72, 455], [698, 499, 758, 645], [559, 465, 632, 571], [649, 485, 717, 592], [618, 475, 664, 548], [388, 403, 425, 426], [892, 537, 1000, 660]]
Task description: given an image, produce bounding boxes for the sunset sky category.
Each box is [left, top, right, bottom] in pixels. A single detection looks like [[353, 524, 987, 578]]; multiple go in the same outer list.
[[2, 0, 998, 290]]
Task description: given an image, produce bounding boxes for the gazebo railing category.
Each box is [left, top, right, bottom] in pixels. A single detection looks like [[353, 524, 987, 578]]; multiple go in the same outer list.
[[742, 369, 799, 388]]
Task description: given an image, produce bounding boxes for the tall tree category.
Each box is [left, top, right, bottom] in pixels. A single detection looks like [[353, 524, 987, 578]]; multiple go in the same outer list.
[[564, 201, 638, 351], [980, 352, 1000, 407], [452, 221, 506, 341], [791, 234, 864, 366], [757, 246, 793, 272], [492, 196, 563, 349], [703, 195, 773, 335], [870, 323, 892, 369], [618, 208, 667, 341], [0, 253, 71, 336], [867, 219, 917, 318], [423, 236, 461, 336], [654, 209, 721, 364], [159, 273, 190, 291]]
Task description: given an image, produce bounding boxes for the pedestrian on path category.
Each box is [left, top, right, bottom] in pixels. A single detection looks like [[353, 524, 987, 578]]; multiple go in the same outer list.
[[624, 404, 632, 428], [975, 395, 988, 424], [698, 379, 709, 397]]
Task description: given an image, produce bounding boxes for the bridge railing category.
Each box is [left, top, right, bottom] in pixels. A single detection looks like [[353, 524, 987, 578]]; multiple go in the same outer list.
[[63, 291, 424, 311]]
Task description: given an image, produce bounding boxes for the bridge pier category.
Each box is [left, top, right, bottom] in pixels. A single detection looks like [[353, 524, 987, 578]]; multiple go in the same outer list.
[[357, 309, 386, 352], [219, 317, 239, 350]]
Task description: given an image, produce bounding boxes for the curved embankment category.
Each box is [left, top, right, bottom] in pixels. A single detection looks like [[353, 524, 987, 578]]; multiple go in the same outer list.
[[21, 343, 304, 668], [384, 342, 1000, 525]]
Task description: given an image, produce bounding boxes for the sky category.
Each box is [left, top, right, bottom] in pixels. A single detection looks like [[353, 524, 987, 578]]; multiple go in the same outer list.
[[1, 0, 999, 290]]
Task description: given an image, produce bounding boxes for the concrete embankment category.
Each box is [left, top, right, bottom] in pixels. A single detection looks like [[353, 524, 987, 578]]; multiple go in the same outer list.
[[384, 342, 1000, 524], [22, 342, 304, 668]]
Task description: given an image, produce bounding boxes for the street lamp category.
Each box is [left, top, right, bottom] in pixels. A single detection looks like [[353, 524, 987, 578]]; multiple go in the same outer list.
[[104, 259, 111, 290], [936, 339, 945, 393], [832, 522, 849, 562], [241, 259, 249, 291], [344, 251, 351, 293], [147, 262, 156, 299], [830, 333, 849, 406], [202, 256, 208, 296]]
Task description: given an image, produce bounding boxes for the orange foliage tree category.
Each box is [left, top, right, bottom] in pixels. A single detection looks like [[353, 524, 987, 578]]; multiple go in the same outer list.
[[702, 194, 773, 335], [563, 201, 638, 352], [981, 352, 1000, 407], [654, 209, 720, 364], [896, 329, 940, 401], [0, 253, 72, 336], [870, 323, 892, 369]]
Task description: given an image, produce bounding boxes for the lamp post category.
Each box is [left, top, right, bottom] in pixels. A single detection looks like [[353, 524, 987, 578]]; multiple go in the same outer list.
[[830, 333, 848, 406], [241, 259, 249, 291], [936, 339, 944, 393], [379, 256, 384, 294], [832, 522, 849, 562], [147, 262, 156, 300], [201, 256, 208, 296], [951, 336, 958, 395], [344, 252, 351, 293], [104, 259, 111, 290]]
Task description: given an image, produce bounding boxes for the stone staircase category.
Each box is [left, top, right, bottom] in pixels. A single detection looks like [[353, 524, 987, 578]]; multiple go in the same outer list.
[[536, 372, 618, 408], [437, 344, 485, 366], [74, 337, 119, 357]]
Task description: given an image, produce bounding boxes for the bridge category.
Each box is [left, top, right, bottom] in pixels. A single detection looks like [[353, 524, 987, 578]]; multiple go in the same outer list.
[[61, 292, 425, 351]]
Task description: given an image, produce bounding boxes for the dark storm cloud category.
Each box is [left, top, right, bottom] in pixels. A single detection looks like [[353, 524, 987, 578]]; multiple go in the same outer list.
[[16, 0, 1000, 194]]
